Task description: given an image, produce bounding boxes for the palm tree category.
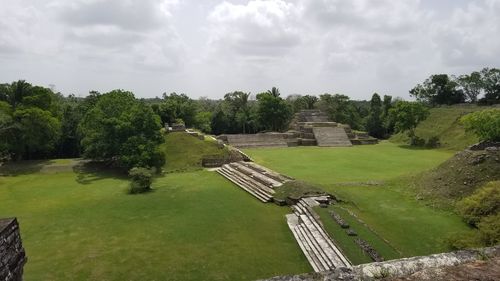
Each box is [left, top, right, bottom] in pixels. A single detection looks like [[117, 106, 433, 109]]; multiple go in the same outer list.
[[266, 87, 280, 97], [0, 80, 32, 110]]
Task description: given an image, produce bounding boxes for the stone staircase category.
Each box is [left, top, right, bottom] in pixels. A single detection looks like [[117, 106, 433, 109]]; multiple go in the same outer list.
[[287, 198, 351, 272], [312, 127, 353, 147], [217, 161, 291, 202], [218, 133, 288, 148]]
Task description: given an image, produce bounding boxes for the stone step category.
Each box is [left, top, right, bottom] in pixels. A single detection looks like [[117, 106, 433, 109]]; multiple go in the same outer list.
[[222, 165, 276, 195], [286, 214, 324, 272], [297, 218, 334, 270], [229, 162, 282, 187], [296, 200, 351, 267], [221, 166, 274, 198], [312, 127, 352, 147], [217, 168, 270, 202], [242, 161, 294, 182], [217, 168, 272, 202]]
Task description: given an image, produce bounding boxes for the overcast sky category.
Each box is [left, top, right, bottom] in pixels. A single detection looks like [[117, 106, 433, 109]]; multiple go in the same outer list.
[[1, 0, 499, 100]]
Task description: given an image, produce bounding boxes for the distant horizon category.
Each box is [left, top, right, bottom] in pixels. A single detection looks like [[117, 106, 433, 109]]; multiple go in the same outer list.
[[1, 0, 499, 100]]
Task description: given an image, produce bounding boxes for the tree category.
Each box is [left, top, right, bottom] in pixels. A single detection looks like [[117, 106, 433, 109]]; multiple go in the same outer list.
[[224, 91, 252, 133], [13, 108, 61, 159], [159, 93, 198, 127], [0, 80, 62, 160], [461, 109, 500, 141], [456, 72, 483, 103], [266, 87, 281, 97], [193, 111, 212, 133], [211, 106, 230, 135], [256, 92, 292, 132], [365, 93, 384, 138], [79, 90, 165, 170], [381, 95, 395, 134], [410, 74, 465, 105], [316, 94, 363, 130], [389, 101, 429, 140], [480, 68, 500, 104]]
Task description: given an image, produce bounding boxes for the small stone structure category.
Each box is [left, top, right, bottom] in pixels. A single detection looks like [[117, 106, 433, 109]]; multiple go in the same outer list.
[[168, 122, 186, 132], [0, 218, 27, 281], [260, 246, 500, 281]]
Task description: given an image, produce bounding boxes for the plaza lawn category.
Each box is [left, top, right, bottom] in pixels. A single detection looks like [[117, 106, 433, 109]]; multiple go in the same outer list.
[[245, 142, 474, 258], [0, 168, 310, 281]]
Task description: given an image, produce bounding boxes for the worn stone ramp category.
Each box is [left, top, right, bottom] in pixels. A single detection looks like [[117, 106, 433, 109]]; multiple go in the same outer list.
[[312, 127, 352, 147]]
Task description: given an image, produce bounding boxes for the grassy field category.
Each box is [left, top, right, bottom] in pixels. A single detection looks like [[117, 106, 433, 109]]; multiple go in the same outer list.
[[390, 105, 487, 150], [245, 142, 474, 258], [245, 141, 453, 184], [0, 168, 310, 281], [0, 133, 310, 281]]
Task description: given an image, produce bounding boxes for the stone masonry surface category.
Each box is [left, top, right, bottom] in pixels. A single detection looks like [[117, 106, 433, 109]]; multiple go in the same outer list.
[[0, 218, 27, 281]]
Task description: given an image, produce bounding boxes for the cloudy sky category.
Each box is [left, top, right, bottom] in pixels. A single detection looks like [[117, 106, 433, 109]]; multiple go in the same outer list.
[[1, 0, 499, 100]]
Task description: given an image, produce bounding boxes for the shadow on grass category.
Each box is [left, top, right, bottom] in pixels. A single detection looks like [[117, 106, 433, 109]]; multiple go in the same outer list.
[[0, 160, 55, 176], [397, 144, 436, 150], [72, 161, 127, 185]]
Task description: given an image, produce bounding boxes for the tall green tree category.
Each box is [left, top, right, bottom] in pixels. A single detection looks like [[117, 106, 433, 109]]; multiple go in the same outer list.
[[79, 90, 165, 170], [410, 74, 465, 105], [159, 93, 198, 127], [480, 68, 500, 104], [316, 94, 363, 130], [365, 93, 384, 138], [456, 72, 483, 103], [389, 101, 429, 140], [256, 91, 292, 132], [0, 80, 62, 159]]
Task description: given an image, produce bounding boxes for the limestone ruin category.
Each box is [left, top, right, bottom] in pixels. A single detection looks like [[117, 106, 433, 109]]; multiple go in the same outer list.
[[217, 110, 378, 148], [0, 218, 27, 281]]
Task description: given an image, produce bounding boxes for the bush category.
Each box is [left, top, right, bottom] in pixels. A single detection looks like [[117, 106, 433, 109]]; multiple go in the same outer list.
[[129, 167, 154, 194], [426, 136, 441, 148], [456, 182, 499, 226], [461, 109, 500, 141], [477, 213, 500, 246]]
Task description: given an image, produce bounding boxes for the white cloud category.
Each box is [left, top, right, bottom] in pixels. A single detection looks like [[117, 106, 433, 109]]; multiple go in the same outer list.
[[0, 0, 499, 99]]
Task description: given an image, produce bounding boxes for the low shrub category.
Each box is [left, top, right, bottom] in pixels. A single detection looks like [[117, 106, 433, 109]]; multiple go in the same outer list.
[[456, 182, 499, 226], [461, 109, 500, 141], [129, 167, 154, 194]]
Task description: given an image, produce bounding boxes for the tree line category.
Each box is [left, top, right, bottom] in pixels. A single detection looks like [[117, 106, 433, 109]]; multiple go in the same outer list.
[[1, 67, 498, 163]]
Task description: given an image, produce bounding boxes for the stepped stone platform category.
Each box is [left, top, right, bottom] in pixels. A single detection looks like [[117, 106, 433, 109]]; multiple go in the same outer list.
[[313, 127, 353, 147], [218, 110, 377, 148], [216, 161, 292, 202], [286, 198, 351, 272], [217, 133, 288, 149]]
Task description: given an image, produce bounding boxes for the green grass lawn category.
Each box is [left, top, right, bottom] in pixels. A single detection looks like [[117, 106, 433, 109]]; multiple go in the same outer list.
[[244, 142, 474, 258], [244, 141, 453, 184], [0, 167, 310, 280]]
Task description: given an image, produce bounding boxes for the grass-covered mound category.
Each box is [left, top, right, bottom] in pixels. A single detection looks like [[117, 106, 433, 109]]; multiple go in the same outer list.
[[0, 164, 310, 280], [161, 132, 230, 172], [273, 180, 327, 202], [414, 147, 500, 207], [390, 105, 488, 150]]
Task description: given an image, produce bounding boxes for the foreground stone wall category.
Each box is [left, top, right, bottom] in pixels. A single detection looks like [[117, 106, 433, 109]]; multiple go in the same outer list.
[[0, 218, 27, 281], [260, 246, 499, 281]]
